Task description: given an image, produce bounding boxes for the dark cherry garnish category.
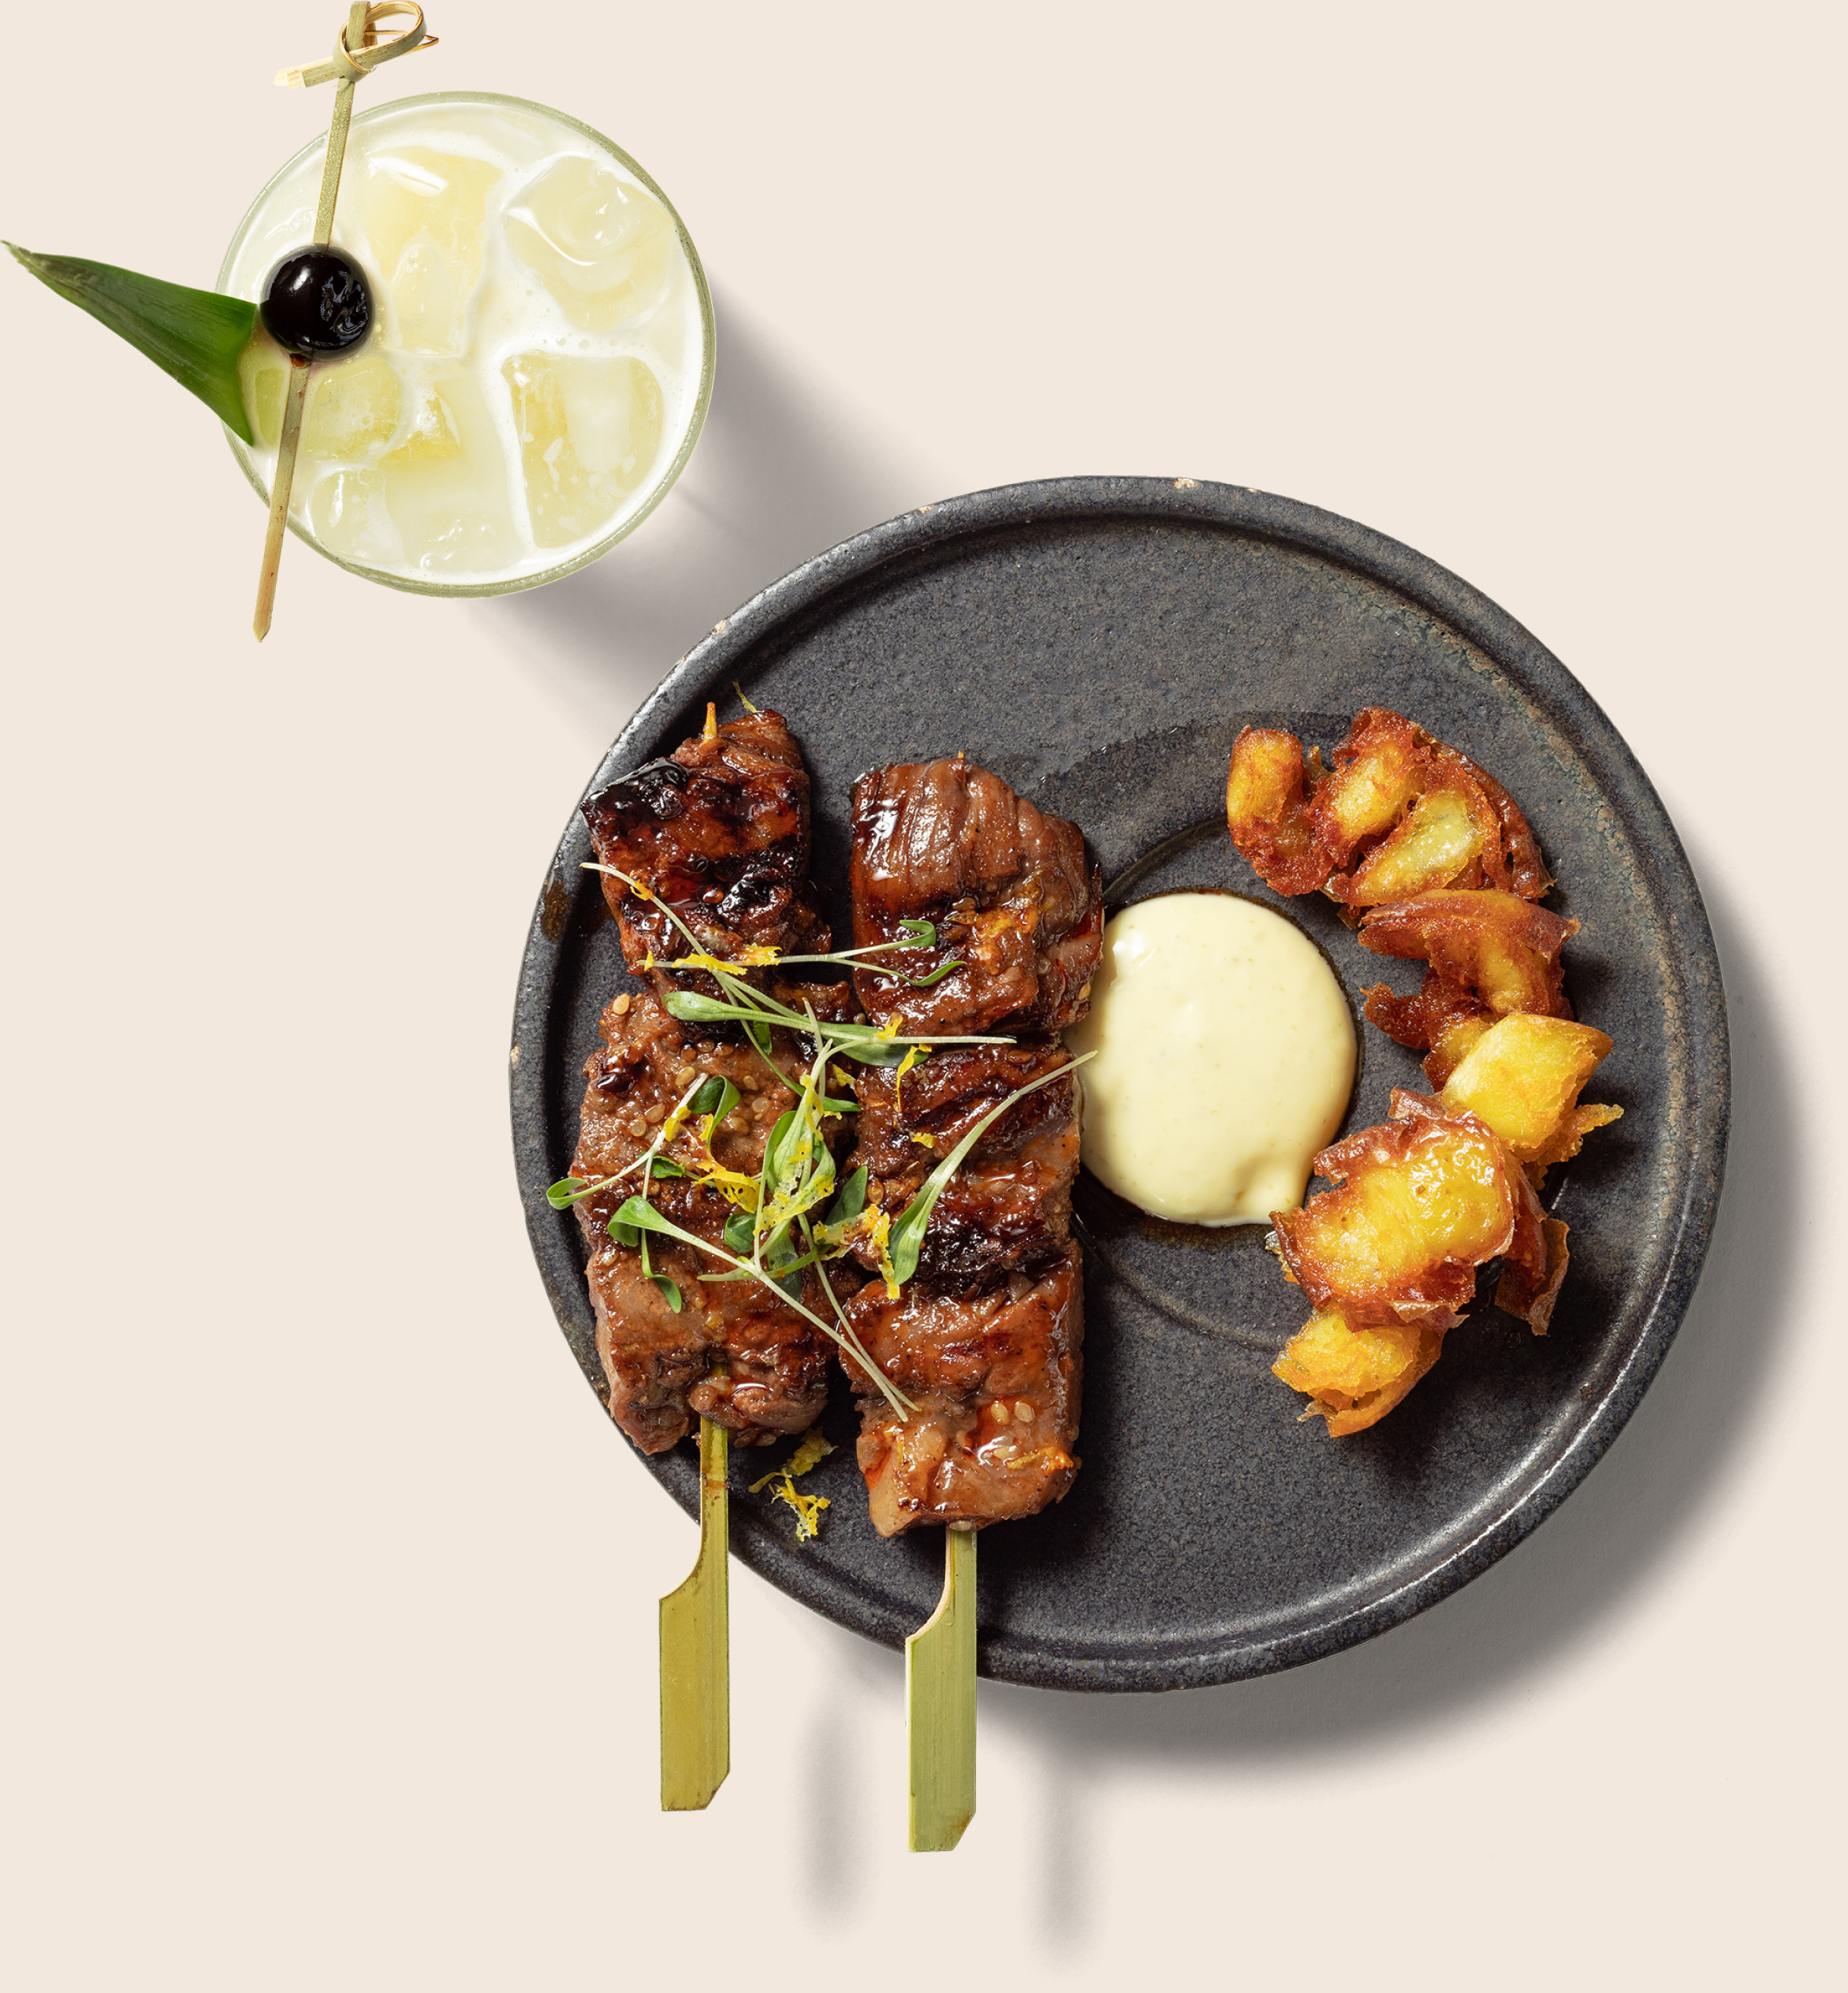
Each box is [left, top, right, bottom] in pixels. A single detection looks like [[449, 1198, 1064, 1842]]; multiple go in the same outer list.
[[260, 248, 371, 356]]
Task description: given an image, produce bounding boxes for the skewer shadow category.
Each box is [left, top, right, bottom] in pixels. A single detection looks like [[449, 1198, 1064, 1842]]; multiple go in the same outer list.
[[982, 854, 1790, 1931], [479, 285, 922, 739]]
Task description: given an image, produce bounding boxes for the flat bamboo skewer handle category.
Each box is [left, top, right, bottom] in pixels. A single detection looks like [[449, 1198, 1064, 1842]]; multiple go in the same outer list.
[[658, 1416, 729, 1810], [907, 1524, 976, 1851]]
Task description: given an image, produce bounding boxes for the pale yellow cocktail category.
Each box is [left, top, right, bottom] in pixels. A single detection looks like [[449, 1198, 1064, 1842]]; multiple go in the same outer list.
[[219, 92, 713, 594]]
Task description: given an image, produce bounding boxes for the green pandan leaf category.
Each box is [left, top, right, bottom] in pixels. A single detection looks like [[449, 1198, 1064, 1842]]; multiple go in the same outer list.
[[6, 244, 256, 443]]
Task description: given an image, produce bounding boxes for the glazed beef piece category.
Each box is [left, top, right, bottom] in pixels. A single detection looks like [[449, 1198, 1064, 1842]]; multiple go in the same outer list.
[[840, 1252, 1084, 1537], [850, 1041, 1079, 1291], [837, 756, 1090, 1533], [582, 710, 829, 992], [571, 988, 832, 1451], [849, 758, 1102, 1036]]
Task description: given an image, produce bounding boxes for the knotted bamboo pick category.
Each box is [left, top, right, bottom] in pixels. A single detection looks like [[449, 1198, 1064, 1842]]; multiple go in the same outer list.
[[252, 3, 437, 641]]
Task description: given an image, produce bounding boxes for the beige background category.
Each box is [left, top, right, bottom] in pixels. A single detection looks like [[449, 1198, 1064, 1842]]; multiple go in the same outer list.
[[3, 3, 1840, 1986]]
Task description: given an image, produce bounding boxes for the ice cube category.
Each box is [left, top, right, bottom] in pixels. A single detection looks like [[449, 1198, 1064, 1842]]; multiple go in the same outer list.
[[376, 371, 520, 573], [303, 350, 403, 459], [357, 147, 503, 354], [307, 468, 404, 568], [503, 158, 675, 333], [502, 352, 665, 546]]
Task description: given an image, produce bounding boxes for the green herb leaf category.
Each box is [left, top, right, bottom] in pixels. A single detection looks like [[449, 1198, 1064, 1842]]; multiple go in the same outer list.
[[896, 920, 937, 948], [825, 1166, 868, 1228], [546, 1176, 588, 1209], [906, 958, 963, 988], [647, 1157, 686, 1179], [887, 1052, 1096, 1284], [651, 1276, 684, 1313], [723, 1209, 754, 1254], [697, 1078, 740, 1135], [663, 991, 739, 1026], [7, 244, 257, 442]]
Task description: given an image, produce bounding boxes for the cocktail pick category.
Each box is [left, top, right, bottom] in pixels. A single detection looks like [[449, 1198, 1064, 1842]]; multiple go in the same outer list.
[[658, 1416, 730, 1809], [907, 1525, 977, 1850], [252, 3, 437, 641]]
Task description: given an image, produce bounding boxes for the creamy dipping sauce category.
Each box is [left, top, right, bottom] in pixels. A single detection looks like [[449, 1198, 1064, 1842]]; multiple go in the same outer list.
[[1065, 892, 1354, 1225]]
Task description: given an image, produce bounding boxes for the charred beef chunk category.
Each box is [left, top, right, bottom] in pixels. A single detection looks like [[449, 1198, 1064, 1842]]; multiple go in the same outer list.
[[849, 758, 1101, 1036], [571, 990, 832, 1454], [840, 759, 1090, 1534], [582, 710, 829, 991], [841, 1252, 1083, 1537], [850, 1042, 1079, 1291]]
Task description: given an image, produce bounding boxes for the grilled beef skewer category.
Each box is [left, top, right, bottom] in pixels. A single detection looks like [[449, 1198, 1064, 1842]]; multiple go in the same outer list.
[[570, 710, 836, 1453], [584, 708, 830, 1000], [841, 758, 1103, 1535]]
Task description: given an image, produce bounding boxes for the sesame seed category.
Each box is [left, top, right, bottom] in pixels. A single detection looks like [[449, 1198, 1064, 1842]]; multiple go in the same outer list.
[[674, 1065, 696, 1086], [1014, 1399, 1036, 1421], [644, 1104, 666, 1124], [992, 1401, 1012, 1425], [614, 994, 631, 1015], [628, 1117, 648, 1138]]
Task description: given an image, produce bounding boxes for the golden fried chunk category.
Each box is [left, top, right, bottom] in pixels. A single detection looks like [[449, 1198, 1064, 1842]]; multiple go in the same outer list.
[[1362, 968, 1493, 1085], [1271, 1090, 1521, 1327], [1359, 889, 1577, 1024], [1496, 1213, 1570, 1335], [1313, 708, 1425, 873], [1226, 727, 1326, 895], [1272, 1309, 1452, 1436], [1439, 1013, 1623, 1167], [1312, 709, 1553, 904]]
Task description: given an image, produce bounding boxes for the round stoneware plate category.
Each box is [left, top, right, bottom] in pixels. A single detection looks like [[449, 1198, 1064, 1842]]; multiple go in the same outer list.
[[509, 476, 1728, 1692]]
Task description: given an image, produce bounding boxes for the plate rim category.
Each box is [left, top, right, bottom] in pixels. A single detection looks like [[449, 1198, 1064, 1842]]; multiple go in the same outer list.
[[509, 474, 1731, 1691]]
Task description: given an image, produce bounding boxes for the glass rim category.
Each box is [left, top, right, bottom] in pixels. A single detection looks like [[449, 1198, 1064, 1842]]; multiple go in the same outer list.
[[216, 88, 717, 600]]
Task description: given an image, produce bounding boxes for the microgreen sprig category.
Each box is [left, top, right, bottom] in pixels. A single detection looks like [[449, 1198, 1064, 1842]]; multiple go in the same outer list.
[[605, 1192, 915, 1420]]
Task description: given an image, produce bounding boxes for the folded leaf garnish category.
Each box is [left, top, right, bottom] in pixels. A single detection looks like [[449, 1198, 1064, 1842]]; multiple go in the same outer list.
[[6, 244, 256, 441]]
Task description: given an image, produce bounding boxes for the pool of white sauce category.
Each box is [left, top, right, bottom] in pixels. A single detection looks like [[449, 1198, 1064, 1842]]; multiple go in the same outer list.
[[1065, 892, 1355, 1225]]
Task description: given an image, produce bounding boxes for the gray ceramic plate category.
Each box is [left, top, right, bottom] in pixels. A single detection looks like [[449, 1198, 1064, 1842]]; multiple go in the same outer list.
[[509, 476, 1728, 1692]]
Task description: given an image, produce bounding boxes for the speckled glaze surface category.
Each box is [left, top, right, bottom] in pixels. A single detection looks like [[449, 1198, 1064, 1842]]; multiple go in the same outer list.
[[509, 476, 1729, 1692]]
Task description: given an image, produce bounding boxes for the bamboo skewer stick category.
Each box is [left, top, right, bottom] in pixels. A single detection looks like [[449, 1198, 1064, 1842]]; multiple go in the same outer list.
[[907, 1524, 977, 1851], [253, 4, 436, 640], [658, 1416, 730, 1810]]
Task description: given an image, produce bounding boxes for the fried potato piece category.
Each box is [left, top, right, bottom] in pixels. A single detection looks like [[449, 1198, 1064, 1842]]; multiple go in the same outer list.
[[1272, 1309, 1452, 1436], [1313, 709, 1425, 872], [1440, 1013, 1623, 1167], [1313, 709, 1553, 904], [1226, 727, 1326, 895], [1271, 1090, 1521, 1328], [1362, 968, 1494, 1085], [1359, 889, 1577, 1024], [1496, 1213, 1570, 1335]]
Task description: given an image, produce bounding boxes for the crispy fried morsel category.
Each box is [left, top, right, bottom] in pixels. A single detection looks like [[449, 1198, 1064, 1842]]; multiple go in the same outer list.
[[1313, 708, 1425, 874], [581, 710, 829, 993], [1226, 727, 1327, 895], [1313, 709, 1553, 903], [1496, 1215, 1571, 1334], [840, 1250, 1084, 1536], [1271, 1091, 1526, 1328], [850, 1041, 1079, 1291], [1359, 889, 1578, 1026], [1362, 970, 1496, 1086], [1272, 1309, 1455, 1436], [572, 989, 831, 1451], [1440, 1013, 1623, 1168], [849, 758, 1103, 1036]]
